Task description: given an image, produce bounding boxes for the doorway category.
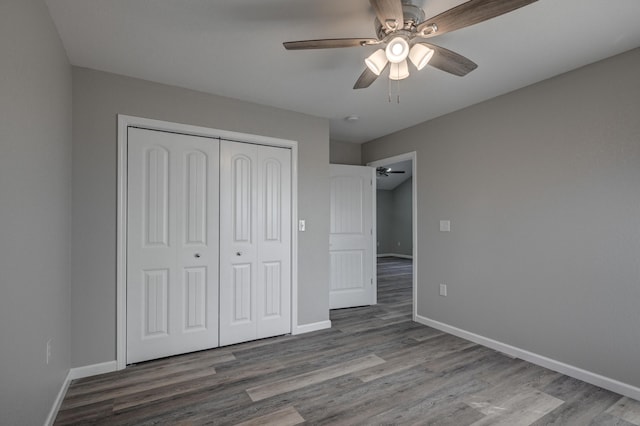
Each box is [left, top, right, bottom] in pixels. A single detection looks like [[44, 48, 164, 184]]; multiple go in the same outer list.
[[367, 152, 417, 320]]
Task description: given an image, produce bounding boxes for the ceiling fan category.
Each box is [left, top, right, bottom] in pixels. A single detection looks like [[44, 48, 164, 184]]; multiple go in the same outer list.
[[283, 0, 537, 89], [377, 167, 406, 177]]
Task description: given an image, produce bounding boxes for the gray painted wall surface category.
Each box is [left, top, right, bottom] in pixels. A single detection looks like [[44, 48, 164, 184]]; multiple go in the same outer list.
[[330, 140, 362, 165], [391, 178, 413, 256], [72, 67, 330, 367], [376, 190, 393, 254], [377, 178, 413, 256], [0, 0, 72, 424], [363, 49, 640, 388]]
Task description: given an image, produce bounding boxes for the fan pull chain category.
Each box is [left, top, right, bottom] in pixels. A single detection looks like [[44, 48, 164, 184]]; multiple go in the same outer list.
[[387, 71, 401, 104]]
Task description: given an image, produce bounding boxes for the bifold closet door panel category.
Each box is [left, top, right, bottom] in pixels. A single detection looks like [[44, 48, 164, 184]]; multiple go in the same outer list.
[[219, 141, 292, 346], [127, 128, 220, 364], [256, 145, 291, 339]]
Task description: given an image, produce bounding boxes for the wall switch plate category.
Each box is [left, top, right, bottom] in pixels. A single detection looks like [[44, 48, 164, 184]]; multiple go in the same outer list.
[[439, 284, 447, 297], [298, 220, 306, 232], [440, 220, 451, 232]]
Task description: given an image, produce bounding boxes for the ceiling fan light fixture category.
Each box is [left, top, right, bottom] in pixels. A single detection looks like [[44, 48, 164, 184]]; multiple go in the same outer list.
[[389, 60, 409, 80], [409, 44, 434, 70], [365, 49, 388, 76], [385, 37, 409, 63]]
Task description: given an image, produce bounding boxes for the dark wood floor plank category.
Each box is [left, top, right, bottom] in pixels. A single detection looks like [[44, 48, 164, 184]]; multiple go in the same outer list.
[[246, 354, 385, 401]]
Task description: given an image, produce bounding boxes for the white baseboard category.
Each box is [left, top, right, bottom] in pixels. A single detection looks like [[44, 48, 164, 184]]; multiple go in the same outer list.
[[46, 361, 118, 425], [415, 314, 640, 401], [45, 370, 72, 426], [293, 320, 332, 335], [377, 253, 413, 259], [68, 360, 117, 380]]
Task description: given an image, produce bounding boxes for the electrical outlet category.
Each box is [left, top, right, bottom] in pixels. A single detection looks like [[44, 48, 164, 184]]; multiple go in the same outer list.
[[439, 284, 447, 297], [46, 339, 52, 364], [440, 220, 451, 232], [298, 220, 306, 232], [397, 241, 401, 247]]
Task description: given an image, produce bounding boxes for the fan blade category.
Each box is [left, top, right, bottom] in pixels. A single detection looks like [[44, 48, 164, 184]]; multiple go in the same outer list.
[[370, 0, 404, 31], [418, 43, 477, 76], [354, 68, 379, 89], [354, 63, 389, 89], [417, 0, 537, 37], [283, 38, 379, 50]]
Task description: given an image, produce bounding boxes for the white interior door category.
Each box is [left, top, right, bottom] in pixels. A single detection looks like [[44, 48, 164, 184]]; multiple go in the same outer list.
[[127, 128, 219, 364], [329, 164, 375, 309], [219, 141, 291, 346]]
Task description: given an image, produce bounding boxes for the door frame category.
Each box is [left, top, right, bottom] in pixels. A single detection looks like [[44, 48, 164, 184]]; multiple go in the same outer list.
[[116, 114, 299, 370], [367, 152, 418, 321]]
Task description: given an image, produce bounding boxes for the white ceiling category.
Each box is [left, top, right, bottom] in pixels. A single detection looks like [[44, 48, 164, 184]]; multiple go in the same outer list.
[[376, 160, 413, 190], [45, 0, 640, 144]]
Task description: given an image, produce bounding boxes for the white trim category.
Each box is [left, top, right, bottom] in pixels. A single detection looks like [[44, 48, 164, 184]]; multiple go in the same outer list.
[[45, 361, 119, 425], [68, 361, 118, 380], [116, 116, 128, 370], [117, 114, 299, 370], [290, 145, 299, 339], [377, 253, 413, 259], [370, 167, 377, 305], [44, 371, 72, 426], [415, 314, 640, 401], [293, 320, 332, 335], [367, 152, 418, 321]]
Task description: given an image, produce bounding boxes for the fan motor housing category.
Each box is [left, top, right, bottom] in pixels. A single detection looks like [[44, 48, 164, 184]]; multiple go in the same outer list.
[[375, 3, 426, 39]]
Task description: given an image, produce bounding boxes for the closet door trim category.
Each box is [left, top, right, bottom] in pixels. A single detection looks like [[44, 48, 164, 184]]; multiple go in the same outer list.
[[116, 114, 299, 371]]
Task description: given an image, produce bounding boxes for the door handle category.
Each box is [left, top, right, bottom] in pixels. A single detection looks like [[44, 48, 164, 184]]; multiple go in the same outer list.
[[236, 252, 242, 256], [194, 253, 201, 258]]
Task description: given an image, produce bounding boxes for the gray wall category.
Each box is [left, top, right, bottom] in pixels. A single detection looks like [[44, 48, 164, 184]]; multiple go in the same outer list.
[[72, 67, 330, 367], [363, 48, 640, 388], [376, 190, 393, 254], [391, 178, 413, 256], [0, 0, 72, 424], [377, 178, 413, 256], [330, 140, 362, 165]]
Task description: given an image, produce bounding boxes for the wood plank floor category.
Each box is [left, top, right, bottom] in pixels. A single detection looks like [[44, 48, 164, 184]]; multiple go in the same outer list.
[[55, 257, 640, 425]]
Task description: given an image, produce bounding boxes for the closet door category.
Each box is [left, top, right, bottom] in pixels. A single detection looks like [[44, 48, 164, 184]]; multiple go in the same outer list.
[[127, 128, 219, 364], [219, 141, 291, 346]]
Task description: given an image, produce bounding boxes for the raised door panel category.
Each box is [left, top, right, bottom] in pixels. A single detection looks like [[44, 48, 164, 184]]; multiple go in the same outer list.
[[232, 264, 252, 323], [183, 267, 207, 332], [330, 250, 365, 291], [144, 147, 170, 247], [142, 269, 169, 337], [330, 176, 364, 235], [183, 151, 207, 246], [232, 155, 253, 243]]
